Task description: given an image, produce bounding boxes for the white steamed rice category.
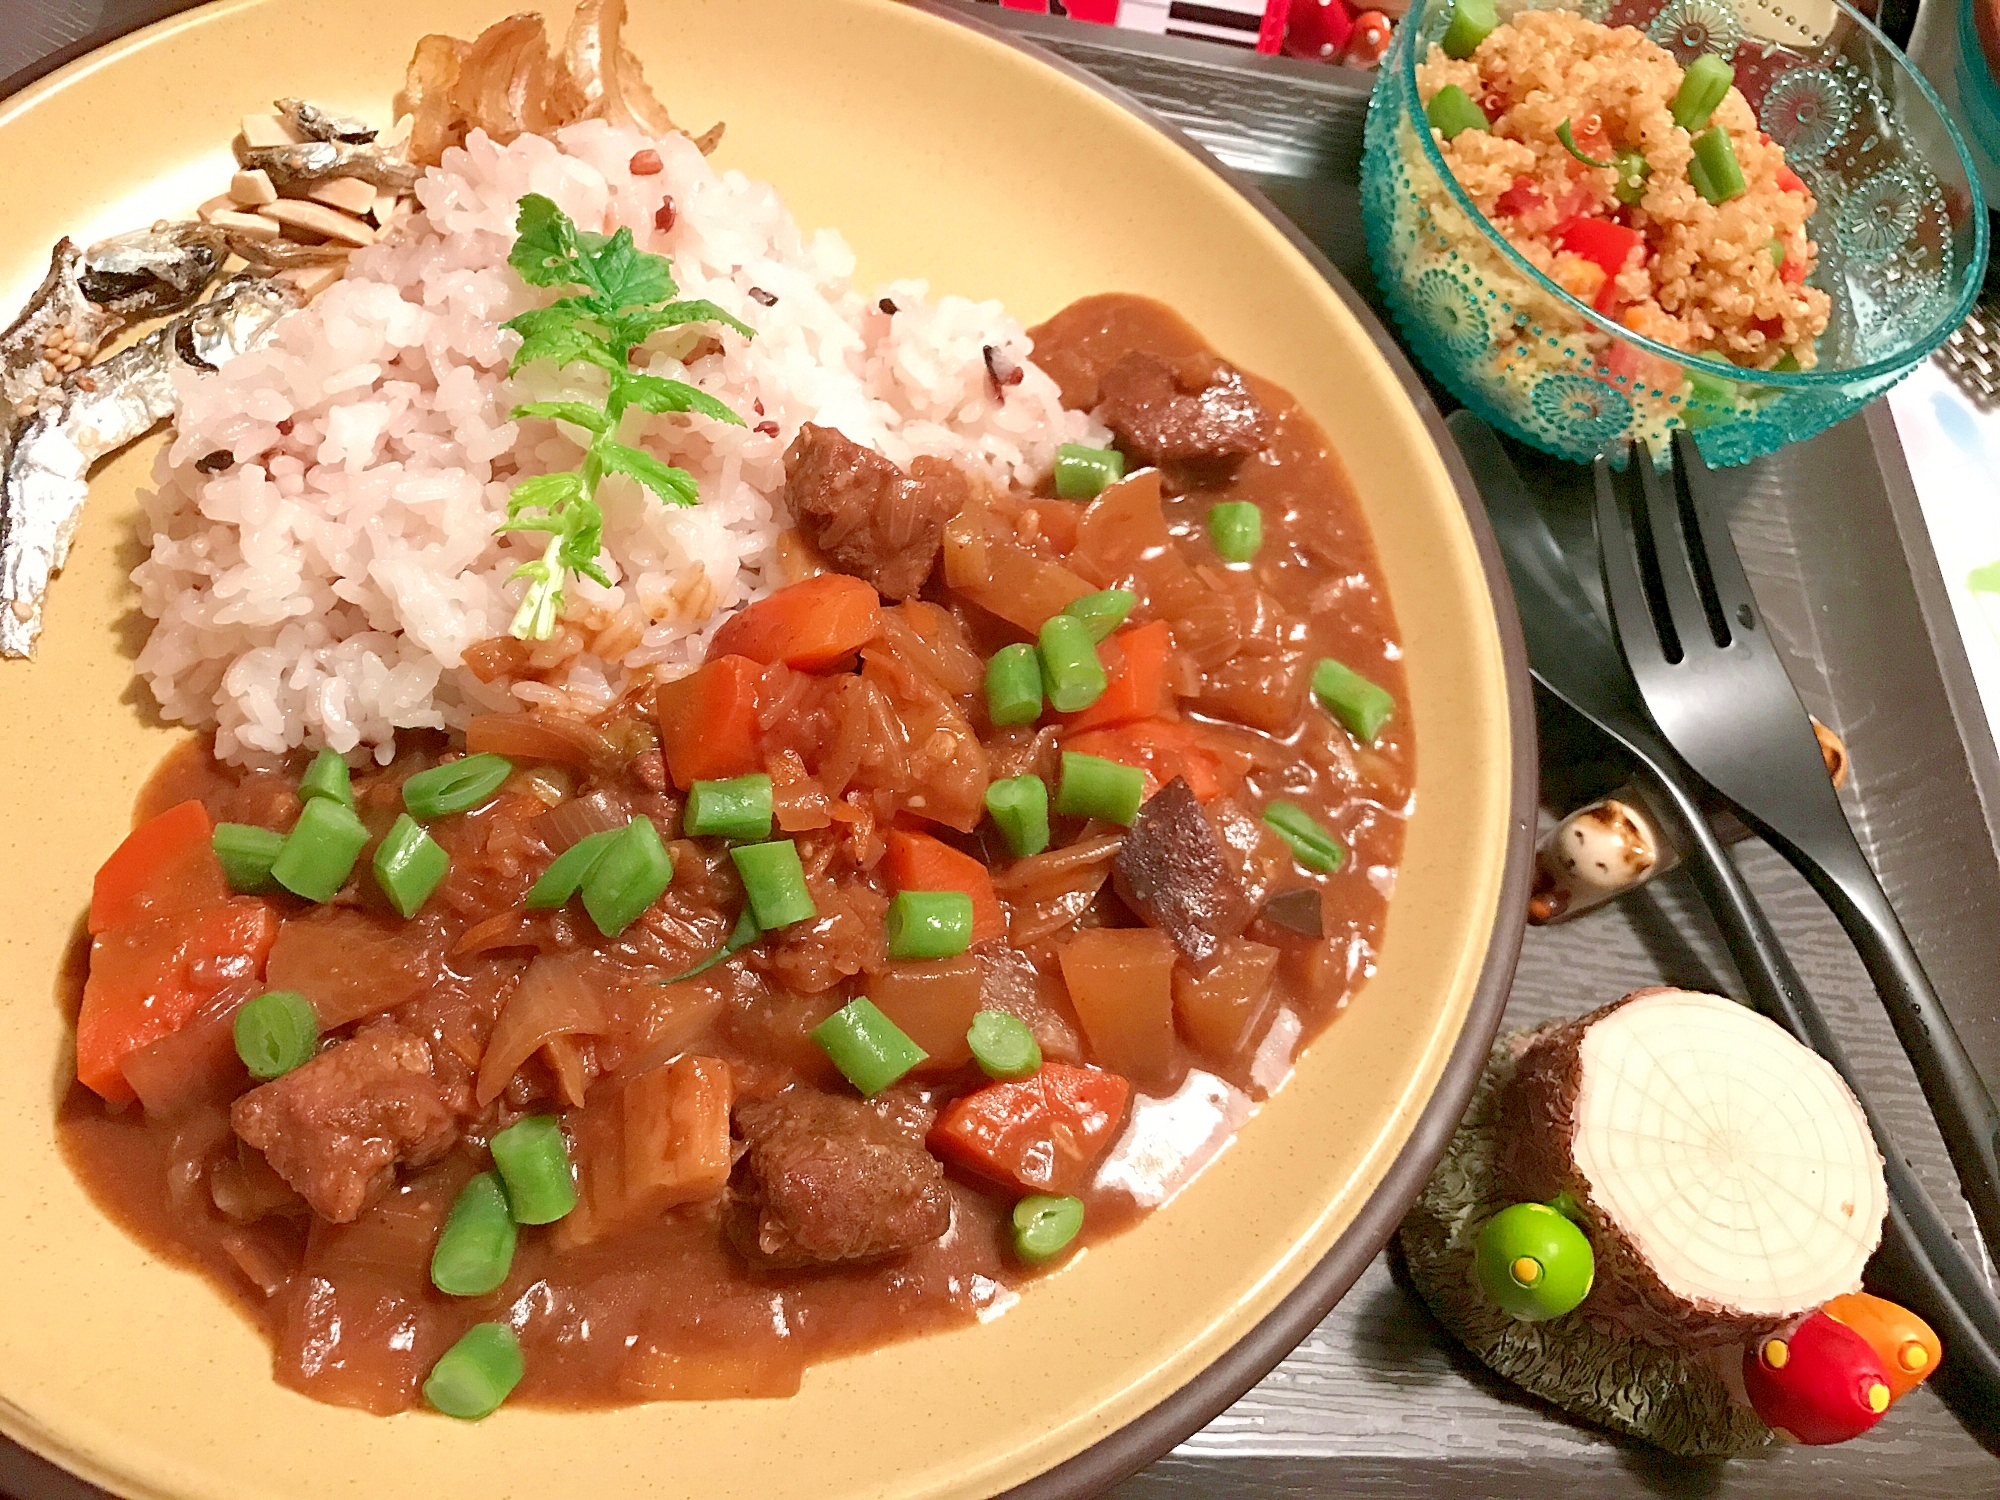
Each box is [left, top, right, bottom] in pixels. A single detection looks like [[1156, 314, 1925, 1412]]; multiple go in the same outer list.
[[135, 119, 1105, 764]]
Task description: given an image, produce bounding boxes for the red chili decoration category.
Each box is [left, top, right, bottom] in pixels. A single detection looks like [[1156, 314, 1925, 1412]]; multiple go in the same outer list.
[[1343, 10, 1392, 66], [1283, 0, 1354, 62], [1743, 1311, 1894, 1445]]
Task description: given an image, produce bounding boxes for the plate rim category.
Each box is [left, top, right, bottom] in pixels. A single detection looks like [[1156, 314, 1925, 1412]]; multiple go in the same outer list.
[[923, 8, 1537, 1495], [0, 4, 1537, 1496]]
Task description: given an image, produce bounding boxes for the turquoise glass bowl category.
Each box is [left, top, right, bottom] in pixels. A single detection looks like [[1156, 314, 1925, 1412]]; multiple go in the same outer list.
[[1362, 0, 1988, 466]]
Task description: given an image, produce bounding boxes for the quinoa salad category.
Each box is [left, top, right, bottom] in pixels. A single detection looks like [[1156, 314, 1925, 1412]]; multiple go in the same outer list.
[[1416, 6, 1830, 386]]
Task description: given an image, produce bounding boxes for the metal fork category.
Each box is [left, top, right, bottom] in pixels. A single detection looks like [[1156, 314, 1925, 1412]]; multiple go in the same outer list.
[[1593, 430, 2000, 1264], [1448, 412, 2000, 1410]]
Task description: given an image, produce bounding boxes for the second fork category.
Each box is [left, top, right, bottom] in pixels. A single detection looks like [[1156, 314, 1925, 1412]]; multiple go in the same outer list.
[[1594, 432, 2000, 1264]]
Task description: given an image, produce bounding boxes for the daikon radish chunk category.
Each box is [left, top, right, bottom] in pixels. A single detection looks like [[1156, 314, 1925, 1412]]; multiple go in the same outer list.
[[1507, 988, 1885, 1348]]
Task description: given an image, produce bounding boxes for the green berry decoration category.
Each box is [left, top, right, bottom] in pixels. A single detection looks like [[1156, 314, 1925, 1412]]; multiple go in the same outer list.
[[1474, 1201, 1595, 1321]]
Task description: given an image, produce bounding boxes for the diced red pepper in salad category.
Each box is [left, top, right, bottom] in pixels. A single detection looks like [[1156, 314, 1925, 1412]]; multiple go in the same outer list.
[[1494, 176, 1545, 218], [1557, 217, 1646, 314]]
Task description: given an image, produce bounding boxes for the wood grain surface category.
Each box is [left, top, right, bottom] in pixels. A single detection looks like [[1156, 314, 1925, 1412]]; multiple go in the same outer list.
[[3, 2, 1996, 1495]]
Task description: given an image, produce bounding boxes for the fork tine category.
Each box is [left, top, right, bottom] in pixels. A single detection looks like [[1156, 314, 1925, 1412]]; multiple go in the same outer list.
[[1593, 447, 1669, 673], [1639, 441, 1720, 655], [1671, 431, 1759, 638]]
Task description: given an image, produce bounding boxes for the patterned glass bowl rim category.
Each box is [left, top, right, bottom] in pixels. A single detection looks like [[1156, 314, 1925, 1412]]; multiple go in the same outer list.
[[1390, 0, 1990, 390]]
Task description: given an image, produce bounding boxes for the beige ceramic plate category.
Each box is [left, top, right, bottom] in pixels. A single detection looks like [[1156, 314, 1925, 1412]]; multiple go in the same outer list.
[[0, 3, 1531, 1497]]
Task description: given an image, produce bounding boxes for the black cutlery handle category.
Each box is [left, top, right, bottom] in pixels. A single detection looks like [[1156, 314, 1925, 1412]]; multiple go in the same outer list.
[[1774, 830, 2000, 1269], [1630, 771, 2000, 1403]]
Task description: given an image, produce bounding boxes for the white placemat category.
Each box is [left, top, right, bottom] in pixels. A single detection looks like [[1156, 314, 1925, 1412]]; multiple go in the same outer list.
[[1887, 362, 2000, 749]]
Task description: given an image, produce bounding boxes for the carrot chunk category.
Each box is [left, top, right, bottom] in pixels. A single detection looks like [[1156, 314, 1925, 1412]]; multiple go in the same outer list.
[[89, 800, 229, 934], [927, 1063, 1131, 1194], [708, 573, 881, 669], [78, 898, 279, 1104], [656, 655, 764, 788], [882, 829, 1005, 944], [1062, 620, 1176, 733], [1065, 718, 1229, 802]]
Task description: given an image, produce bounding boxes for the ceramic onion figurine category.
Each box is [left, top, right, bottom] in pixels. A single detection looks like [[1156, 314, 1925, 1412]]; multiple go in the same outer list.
[[1401, 987, 1942, 1456]]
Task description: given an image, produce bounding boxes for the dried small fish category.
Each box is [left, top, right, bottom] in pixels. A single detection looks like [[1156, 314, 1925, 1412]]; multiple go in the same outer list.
[[78, 221, 227, 318], [0, 276, 301, 658], [0, 241, 123, 436], [235, 137, 417, 194], [273, 98, 379, 145], [222, 231, 352, 271]]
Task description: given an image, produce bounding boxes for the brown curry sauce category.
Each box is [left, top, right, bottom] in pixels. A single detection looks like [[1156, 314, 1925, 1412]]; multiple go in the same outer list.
[[58, 294, 1411, 1412]]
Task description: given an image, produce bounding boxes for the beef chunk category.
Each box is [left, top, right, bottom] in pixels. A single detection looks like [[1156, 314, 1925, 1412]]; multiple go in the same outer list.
[[727, 1088, 951, 1267], [231, 1025, 457, 1223], [1096, 351, 1272, 486], [1113, 777, 1254, 965], [783, 424, 965, 600]]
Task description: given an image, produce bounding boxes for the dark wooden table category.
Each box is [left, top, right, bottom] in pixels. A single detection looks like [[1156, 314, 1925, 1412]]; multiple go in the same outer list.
[[5, 4, 1999, 1496]]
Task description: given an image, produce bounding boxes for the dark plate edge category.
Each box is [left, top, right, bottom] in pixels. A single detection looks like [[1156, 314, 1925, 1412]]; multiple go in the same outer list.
[[912, 7, 1541, 1499], [0, 5, 1535, 1498]]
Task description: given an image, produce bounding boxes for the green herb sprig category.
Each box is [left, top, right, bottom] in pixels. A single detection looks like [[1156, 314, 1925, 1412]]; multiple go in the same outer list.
[[497, 193, 755, 640]]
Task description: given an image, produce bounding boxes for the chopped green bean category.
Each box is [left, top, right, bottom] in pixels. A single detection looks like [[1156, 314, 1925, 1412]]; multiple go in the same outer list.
[[683, 773, 774, 842], [886, 889, 975, 960], [1053, 443, 1125, 499], [1555, 119, 1612, 169], [233, 990, 320, 1080], [811, 996, 927, 1097], [1012, 1194, 1085, 1264], [1441, 0, 1497, 58], [1062, 589, 1136, 642], [1039, 612, 1107, 714], [431, 1172, 518, 1297], [524, 828, 621, 910], [985, 643, 1044, 727], [423, 1323, 524, 1420], [402, 754, 513, 820], [1207, 501, 1262, 562], [1311, 657, 1395, 745], [968, 1011, 1042, 1081], [1689, 126, 1746, 204], [1425, 85, 1488, 142], [1671, 53, 1734, 132], [730, 839, 817, 929], [580, 816, 673, 937], [1685, 368, 1738, 408], [985, 774, 1051, 858], [489, 1115, 576, 1225], [213, 822, 285, 895], [1263, 801, 1346, 874], [373, 812, 449, 918], [299, 748, 354, 808], [1613, 149, 1652, 206], [270, 797, 371, 902], [1055, 751, 1145, 826]]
